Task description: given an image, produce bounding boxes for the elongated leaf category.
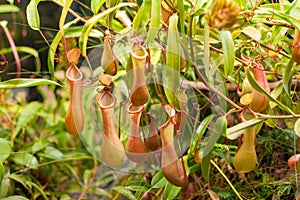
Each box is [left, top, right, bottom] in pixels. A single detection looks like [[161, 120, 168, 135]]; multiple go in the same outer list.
[[295, 118, 300, 137], [201, 151, 212, 182], [226, 117, 265, 140], [0, 5, 19, 13], [112, 186, 137, 200], [2, 196, 30, 200], [203, 116, 227, 157], [270, 10, 300, 30], [11, 153, 38, 169], [132, 0, 151, 29], [27, 181, 48, 200], [0, 177, 10, 198], [247, 70, 295, 114], [31, 138, 49, 152], [0, 139, 11, 163], [124, 185, 149, 192], [26, 0, 41, 31], [164, 14, 180, 109], [14, 101, 42, 136], [283, 59, 294, 97], [8, 174, 29, 190], [164, 182, 181, 199], [177, 0, 185, 34], [145, 0, 161, 43], [79, 3, 136, 57], [0, 163, 4, 182], [91, 0, 106, 14], [220, 30, 234, 76], [48, 18, 81, 76], [0, 78, 60, 89], [151, 171, 167, 188], [190, 114, 214, 154], [59, 0, 73, 32], [0, 46, 41, 75], [201, 116, 227, 181]]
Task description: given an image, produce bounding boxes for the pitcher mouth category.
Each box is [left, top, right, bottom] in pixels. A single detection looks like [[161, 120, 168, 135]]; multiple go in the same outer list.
[[66, 64, 83, 82], [97, 90, 116, 109], [130, 43, 148, 60], [127, 103, 144, 114]]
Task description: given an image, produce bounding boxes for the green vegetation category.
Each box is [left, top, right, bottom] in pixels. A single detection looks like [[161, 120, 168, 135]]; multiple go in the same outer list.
[[0, 0, 300, 199]]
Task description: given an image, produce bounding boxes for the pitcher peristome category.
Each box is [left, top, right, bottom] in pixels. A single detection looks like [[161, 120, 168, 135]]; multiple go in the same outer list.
[[65, 64, 84, 135], [98, 90, 125, 167]]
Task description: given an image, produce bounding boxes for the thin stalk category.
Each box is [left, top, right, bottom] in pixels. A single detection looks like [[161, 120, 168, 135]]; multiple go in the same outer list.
[[52, 1, 87, 23], [241, 31, 290, 58], [77, 157, 98, 200], [210, 160, 243, 200], [1, 22, 21, 78]]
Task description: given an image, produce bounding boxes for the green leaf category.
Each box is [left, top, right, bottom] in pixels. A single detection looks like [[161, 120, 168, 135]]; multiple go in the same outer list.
[[89, 187, 111, 197], [132, 0, 151, 29], [177, 0, 185, 34], [226, 118, 265, 140], [14, 101, 43, 136], [220, 30, 234, 76], [91, 0, 106, 14], [41, 146, 63, 160], [48, 18, 82, 77], [0, 78, 61, 89], [283, 59, 294, 98], [26, 0, 41, 31], [164, 182, 181, 199], [247, 70, 295, 114], [31, 138, 49, 152], [0, 176, 10, 198], [0, 163, 4, 182], [0, 5, 20, 13], [79, 3, 136, 57], [112, 186, 137, 200], [201, 151, 212, 182], [11, 153, 38, 169], [0, 139, 11, 163], [83, 169, 92, 185], [190, 114, 215, 154], [124, 185, 149, 192], [242, 26, 261, 41], [164, 14, 180, 109], [0, 46, 41, 75], [295, 118, 300, 137], [201, 116, 227, 181], [1, 196, 30, 200], [145, 0, 161, 43], [203, 116, 227, 157], [8, 174, 29, 190], [151, 171, 167, 188], [270, 10, 300, 30], [59, 0, 74, 33]]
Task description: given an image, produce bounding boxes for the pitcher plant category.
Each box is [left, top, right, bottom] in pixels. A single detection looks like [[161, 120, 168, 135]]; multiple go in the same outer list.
[[98, 90, 125, 167], [129, 43, 149, 106], [126, 104, 148, 163], [65, 49, 84, 135], [160, 104, 188, 187]]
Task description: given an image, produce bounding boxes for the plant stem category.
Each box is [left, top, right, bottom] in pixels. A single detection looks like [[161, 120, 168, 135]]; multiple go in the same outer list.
[[1, 22, 21, 78], [77, 157, 98, 200], [241, 31, 290, 58], [210, 160, 243, 200]]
